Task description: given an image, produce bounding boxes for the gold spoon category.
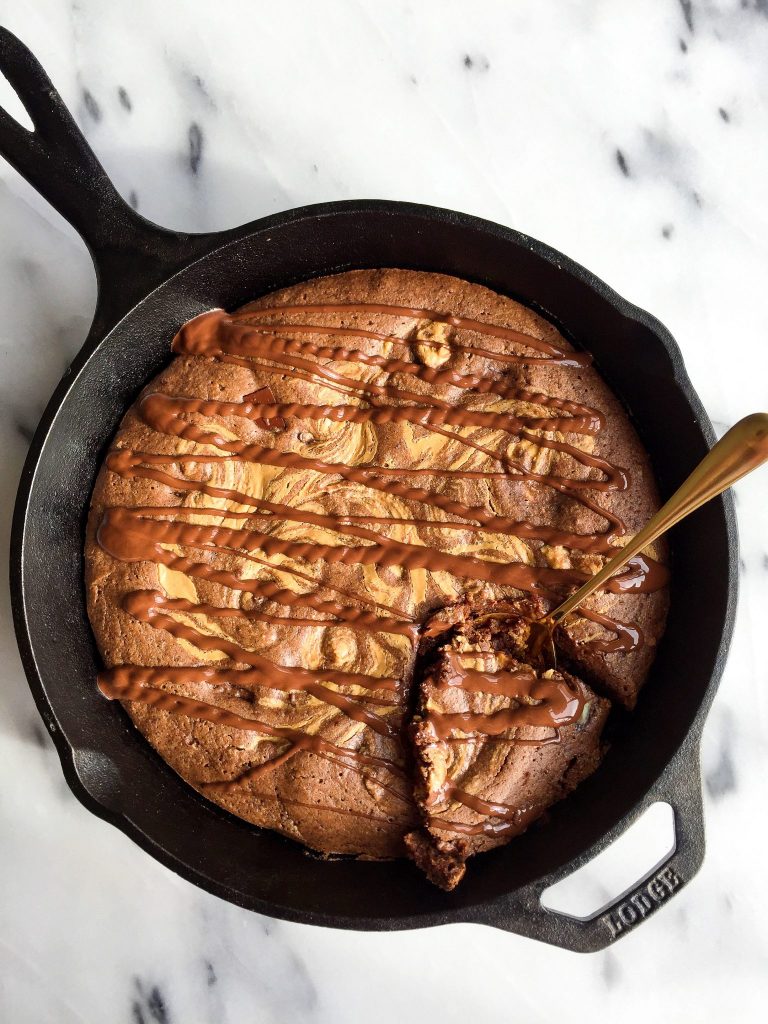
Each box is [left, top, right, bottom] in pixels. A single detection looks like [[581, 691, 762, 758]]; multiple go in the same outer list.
[[529, 412, 768, 664]]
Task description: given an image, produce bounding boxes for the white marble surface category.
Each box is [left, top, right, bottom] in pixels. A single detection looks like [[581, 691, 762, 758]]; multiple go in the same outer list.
[[1, 1, 767, 1020]]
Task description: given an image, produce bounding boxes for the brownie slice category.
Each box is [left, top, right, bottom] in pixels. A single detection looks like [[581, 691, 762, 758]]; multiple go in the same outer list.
[[406, 599, 610, 890]]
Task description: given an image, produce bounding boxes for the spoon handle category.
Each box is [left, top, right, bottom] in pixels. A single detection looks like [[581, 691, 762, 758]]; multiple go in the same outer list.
[[550, 412, 768, 626]]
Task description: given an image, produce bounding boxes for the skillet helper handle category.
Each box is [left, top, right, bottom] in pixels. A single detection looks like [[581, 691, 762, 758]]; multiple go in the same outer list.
[[0, 27, 201, 329], [479, 740, 705, 952]]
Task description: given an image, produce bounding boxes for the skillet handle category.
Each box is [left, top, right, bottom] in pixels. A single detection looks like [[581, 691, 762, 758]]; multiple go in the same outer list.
[[0, 27, 210, 330], [476, 739, 705, 952]]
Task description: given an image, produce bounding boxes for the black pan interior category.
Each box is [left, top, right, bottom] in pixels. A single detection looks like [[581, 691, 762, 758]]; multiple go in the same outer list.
[[14, 203, 735, 928]]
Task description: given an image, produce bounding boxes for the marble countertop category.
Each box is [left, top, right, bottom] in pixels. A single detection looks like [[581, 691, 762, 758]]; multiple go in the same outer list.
[[1, 1, 767, 1020]]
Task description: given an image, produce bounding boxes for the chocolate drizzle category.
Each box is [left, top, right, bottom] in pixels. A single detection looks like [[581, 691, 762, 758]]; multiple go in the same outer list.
[[97, 502, 659, 593], [428, 785, 540, 837], [427, 652, 586, 740], [99, 671, 411, 802], [418, 646, 589, 835], [94, 300, 668, 809]]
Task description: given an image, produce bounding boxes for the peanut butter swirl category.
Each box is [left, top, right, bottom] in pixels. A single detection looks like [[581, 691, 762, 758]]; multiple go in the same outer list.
[[93, 297, 668, 817]]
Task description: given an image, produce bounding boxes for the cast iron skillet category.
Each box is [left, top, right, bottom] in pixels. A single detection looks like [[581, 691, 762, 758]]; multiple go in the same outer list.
[[3, 28, 737, 951]]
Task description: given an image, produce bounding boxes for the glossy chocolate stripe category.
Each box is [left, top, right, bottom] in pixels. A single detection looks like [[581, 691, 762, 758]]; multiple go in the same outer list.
[[577, 606, 643, 653], [140, 390, 598, 439], [165, 332, 620, 494], [130, 400, 633, 549], [111, 446, 509, 481], [120, 593, 403, 737], [175, 314, 603, 424], [99, 504, 664, 594], [104, 455, 415, 625], [241, 302, 568, 354], [107, 456, 623, 557], [426, 665, 586, 740], [440, 653, 545, 697], [221, 340, 456, 414], [99, 673, 407, 781], [220, 353, 612, 488], [129, 588, 415, 638], [181, 305, 589, 365], [172, 310, 628, 531], [110, 450, 619, 555], [123, 590, 399, 692], [176, 312, 603, 430], [428, 784, 540, 837]]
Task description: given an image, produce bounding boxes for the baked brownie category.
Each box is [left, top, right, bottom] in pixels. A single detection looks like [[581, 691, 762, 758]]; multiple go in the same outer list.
[[84, 268, 668, 873]]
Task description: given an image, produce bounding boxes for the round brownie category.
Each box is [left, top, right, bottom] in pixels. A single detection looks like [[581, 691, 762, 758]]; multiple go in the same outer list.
[[85, 268, 668, 873]]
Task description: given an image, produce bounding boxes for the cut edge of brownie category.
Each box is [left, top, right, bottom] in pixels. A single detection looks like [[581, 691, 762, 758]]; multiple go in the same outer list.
[[405, 598, 612, 891]]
